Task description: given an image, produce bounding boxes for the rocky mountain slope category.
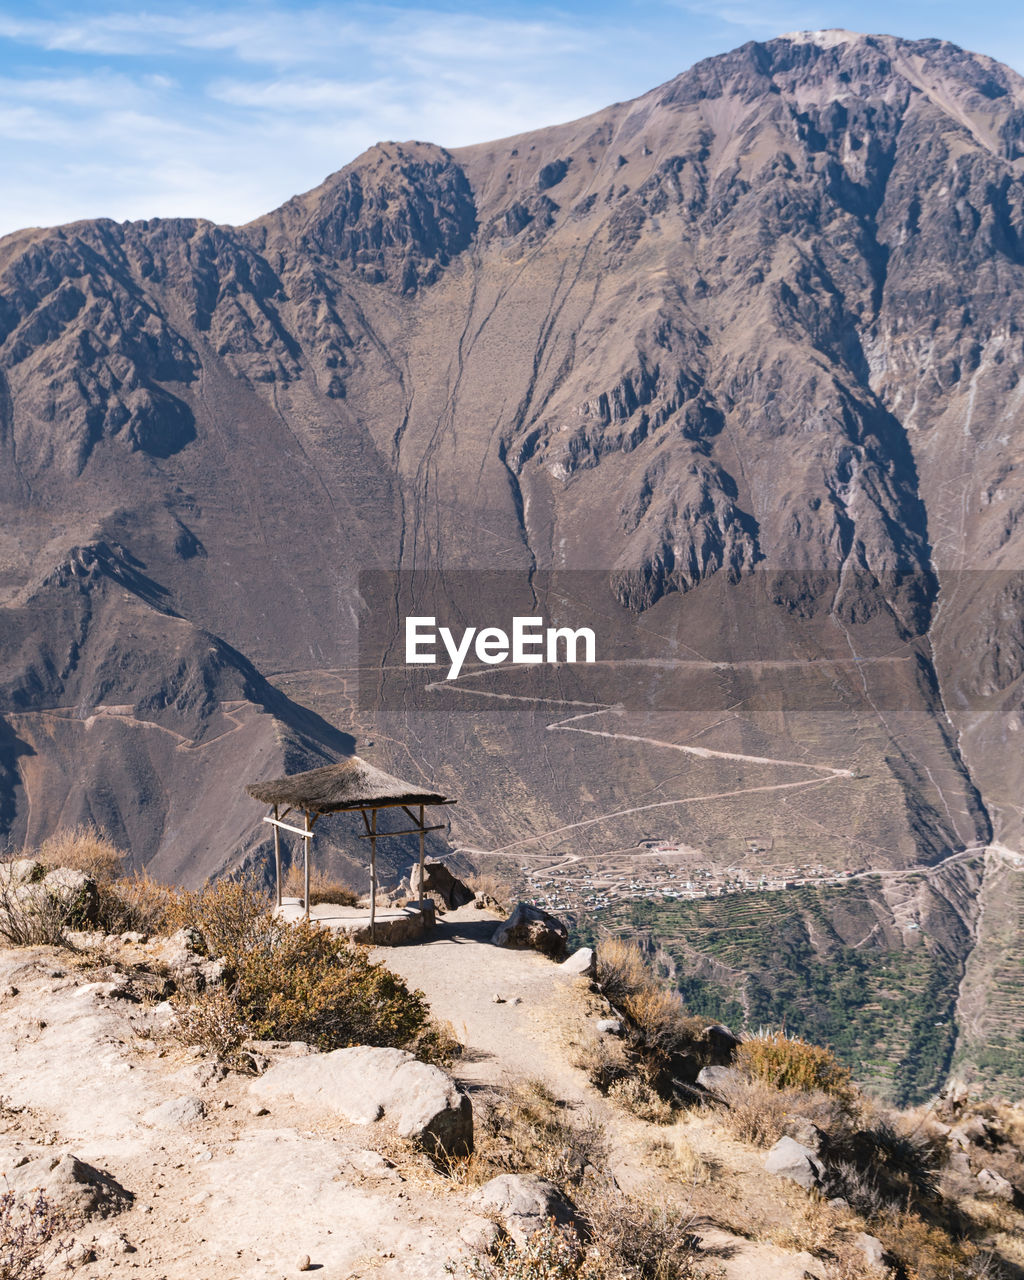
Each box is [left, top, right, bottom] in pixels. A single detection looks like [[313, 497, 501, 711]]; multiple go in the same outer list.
[[2, 29, 1024, 1094]]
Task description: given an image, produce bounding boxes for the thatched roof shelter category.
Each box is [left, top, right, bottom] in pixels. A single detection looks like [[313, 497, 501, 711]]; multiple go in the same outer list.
[[245, 757, 448, 814], [246, 755, 453, 938]]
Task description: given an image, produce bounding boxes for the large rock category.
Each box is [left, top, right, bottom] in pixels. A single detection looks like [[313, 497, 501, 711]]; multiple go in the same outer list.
[[408, 861, 474, 910], [250, 1045, 472, 1157], [765, 1136, 825, 1191], [853, 1233, 888, 1268], [472, 1175, 578, 1248], [143, 1096, 207, 1129], [47, 868, 100, 924], [977, 1168, 1015, 1202], [492, 903, 568, 959], [559, 947, 596, 978], [696, 1064, 739, 1092], [158, 927, 228, 992], [2, 858, 44, 885], [3, 1151, 133, 1222]]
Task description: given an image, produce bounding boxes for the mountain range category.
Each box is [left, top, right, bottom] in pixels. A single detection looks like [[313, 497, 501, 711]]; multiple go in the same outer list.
[[2, 28, 1024, 1098]]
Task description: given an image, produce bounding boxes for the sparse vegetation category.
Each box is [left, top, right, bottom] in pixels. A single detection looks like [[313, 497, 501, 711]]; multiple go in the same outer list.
[[163, 877, 451, 1065], [457, 1219, 607, 1280], [95, 872, 174, 935], [466, 1079, 606, 1190], [0, 1183, 73, 1280], [0, 869, 72, 946]]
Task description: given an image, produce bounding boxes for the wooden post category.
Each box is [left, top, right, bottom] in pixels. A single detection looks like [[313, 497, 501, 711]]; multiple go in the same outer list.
[[418, 804, 426, 913], [273, 804, 282, 908], [369, 808, 377, 944], [303, 810, 311, 922]]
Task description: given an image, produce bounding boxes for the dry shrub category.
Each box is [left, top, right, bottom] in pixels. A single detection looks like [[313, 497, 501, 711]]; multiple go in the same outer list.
[[577, 1175, 710, 1280], [711, 1076, 810, 1148], [468, 1080, 606, 1190], [282, 865, 358, 907], [95, 873, 175, 935], [595, 938, 650, 1006], [165, 876, 275, 960], [570, 1029, 630, 1092], [0, 1183, 74, 1280], [737, 1030, 854, 1101], [460, 1218, 609, 1280], [221, 918, 431, 1052], [0, 871, 72, 947], [620, 988, 707, 1060], [879, 1211, 1000, 1280], [164, 876, 443, 1065], [595, 940, 713, 1076], [646, 1125, 714, 1186], [36, 825, 125, 883], [172, 985, 249, 1065], [766, 1197, 855, 1258], [608, 1075, 673, 1125]]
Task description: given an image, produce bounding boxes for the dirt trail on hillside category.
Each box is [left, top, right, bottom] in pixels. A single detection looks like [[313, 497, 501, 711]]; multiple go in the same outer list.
[[375, 906, 592, 1104]]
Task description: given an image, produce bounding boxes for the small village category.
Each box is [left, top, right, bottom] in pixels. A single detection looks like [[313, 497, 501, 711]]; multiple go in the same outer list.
[[524, 839, 868, 913]]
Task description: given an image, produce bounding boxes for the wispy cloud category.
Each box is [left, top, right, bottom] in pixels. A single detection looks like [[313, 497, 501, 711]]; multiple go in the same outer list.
[[0, 3, 632, 234]]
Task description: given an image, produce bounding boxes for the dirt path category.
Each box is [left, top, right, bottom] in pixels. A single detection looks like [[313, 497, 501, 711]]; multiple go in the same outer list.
[[375, 906, 592, 1106]]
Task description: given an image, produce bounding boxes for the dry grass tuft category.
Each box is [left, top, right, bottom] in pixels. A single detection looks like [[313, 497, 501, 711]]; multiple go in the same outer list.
[[737, 1029, 854, 1101], [608, 1074, 674, 1125], [35, 825, 125, 884], [446, 1079, 606, 1191], [646, 1124, 715, 1186], [95, 872, 174, 935]]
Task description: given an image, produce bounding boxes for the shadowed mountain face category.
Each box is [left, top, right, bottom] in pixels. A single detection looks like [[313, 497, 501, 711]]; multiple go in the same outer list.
[[3, 30, 1024, 1094]]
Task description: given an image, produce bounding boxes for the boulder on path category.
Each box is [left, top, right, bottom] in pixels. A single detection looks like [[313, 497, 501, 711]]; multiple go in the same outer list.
[[11, 868, 100, 926], [143, 1095, 206, 1129], [4, 1152, 133, 1222], [559, 947, 596, 978], [492, 903, 568, 959], [409, 861, 475, 911], [472, 1174, 579, 1247], [765, 1136, 825, 1191], [250, 1045, 473, 1158]]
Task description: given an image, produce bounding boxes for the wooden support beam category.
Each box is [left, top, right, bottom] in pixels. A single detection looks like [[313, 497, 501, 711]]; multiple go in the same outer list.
[[303, 810, 311, 922], [369, 807, 377, 944], [272, 804, 281, 908], [263, 816, 315, 839], [355, 824, 445, 839], [418, 803, 426, 912]]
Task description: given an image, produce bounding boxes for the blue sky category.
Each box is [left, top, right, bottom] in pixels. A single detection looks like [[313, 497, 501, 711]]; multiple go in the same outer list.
[[0, 0, 1022, 236]]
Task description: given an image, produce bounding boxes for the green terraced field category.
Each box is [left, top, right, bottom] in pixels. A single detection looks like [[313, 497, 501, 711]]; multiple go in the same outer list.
[[953, 859, 1024, 1100], [571, 880, 965, 1106]]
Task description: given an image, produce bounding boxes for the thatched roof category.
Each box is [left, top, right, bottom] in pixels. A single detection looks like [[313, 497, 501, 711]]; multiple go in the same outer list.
[[245, 756, 450, 813]]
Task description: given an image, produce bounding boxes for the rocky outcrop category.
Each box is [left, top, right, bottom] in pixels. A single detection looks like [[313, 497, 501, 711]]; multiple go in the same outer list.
[[492, 903, 568, 959], [408, 861, 475, 911], [472, 1175, 580, 1248], [0, 1150, 133, 1222], [765, 1136, 825, 1191], [249, 1045, 473, 1157]]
